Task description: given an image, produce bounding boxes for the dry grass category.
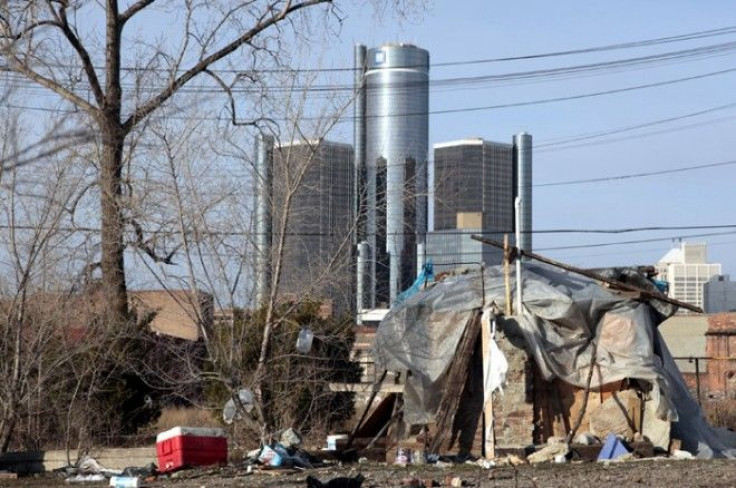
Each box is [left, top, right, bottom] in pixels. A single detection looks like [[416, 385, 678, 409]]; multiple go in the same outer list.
[[154, 406, 223, 431]]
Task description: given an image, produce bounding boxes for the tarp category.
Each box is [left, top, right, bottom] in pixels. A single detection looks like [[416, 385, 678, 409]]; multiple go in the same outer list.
[[373, 262, 736, 458]]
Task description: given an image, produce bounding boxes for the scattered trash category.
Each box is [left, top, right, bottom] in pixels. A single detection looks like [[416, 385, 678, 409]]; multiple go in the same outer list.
[[671, 449, 695, 460], [58, 455, 123, 483], [574, 432, 599, 445], [109, 476, 140, 487], [306, 473, 364, 488], [527, 443, 570, 464], [326, 434, 348, 451], [395, 447, 411, 465], [597, 433, 631, 461], [258, 445, 283, 467], [411, 449, 426, 465], [223, 388, 254, 424], [65, 474, 107, 483], [553, 454, 568, 464], [476, 458, 495, 469], [121, 464, 156, 478], [281, 428, 303, 449]]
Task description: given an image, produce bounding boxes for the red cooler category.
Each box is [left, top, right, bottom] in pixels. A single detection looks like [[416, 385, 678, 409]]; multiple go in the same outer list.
[[156, 426, 227, 472]]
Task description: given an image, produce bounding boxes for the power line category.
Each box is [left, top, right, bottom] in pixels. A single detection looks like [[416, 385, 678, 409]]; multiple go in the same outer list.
[[537, 230, 736, 251], [4, 64, 736, 122], [4, 38, 736, 98], [536, 159, 736, 187], [2, 224, 736, 236], [3, 24, 736, 76], [536, 100, 736, 149]]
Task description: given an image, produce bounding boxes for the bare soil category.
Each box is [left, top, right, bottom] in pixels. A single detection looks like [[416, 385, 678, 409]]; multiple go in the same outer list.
[[2, 459, 736, 488]]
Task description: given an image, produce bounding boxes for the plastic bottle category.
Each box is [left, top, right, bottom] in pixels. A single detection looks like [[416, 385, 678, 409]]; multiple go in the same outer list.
[[296, 327, 314, 353]]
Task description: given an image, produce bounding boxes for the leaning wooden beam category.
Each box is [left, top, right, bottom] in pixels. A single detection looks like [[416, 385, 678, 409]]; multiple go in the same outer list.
[[470, 235, 702, 313], [347, 369, 388, 449], [428, 309, 483, 454]]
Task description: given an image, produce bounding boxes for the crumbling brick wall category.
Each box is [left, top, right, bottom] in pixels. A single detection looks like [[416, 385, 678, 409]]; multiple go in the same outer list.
[[706, 313, 736, 399], [491, 318, 535, 447]]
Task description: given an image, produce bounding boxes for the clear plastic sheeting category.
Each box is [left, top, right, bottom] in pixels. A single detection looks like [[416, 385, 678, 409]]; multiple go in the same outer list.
[[373, 262, 736, 458]]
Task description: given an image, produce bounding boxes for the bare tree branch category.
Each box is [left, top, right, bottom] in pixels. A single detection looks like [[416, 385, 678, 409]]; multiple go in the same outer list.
[[2, 58, 99, 115], [52, 3, 105, 106], [123, 0, 332, 132], [119, 0, 158, 25]]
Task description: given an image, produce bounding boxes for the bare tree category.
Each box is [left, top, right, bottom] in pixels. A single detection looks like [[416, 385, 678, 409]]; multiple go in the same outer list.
[[0, 100, 94, 452], [0, 0, 350, 328]]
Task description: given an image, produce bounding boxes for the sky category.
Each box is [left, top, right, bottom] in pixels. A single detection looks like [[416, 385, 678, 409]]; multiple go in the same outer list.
[[3, 1, 736, 298], [315, 0, 736, 275]]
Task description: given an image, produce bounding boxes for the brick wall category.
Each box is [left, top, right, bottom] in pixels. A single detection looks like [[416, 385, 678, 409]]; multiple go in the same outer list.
[[706, 313, 736, 399]]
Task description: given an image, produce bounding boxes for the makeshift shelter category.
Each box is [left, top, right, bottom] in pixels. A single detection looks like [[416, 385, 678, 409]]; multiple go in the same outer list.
[[372, 260, 736, 459]]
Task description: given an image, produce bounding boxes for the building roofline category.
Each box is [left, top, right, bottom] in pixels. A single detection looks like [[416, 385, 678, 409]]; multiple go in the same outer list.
[[433, 138, 512, 149], [275, 139, 353, 149]]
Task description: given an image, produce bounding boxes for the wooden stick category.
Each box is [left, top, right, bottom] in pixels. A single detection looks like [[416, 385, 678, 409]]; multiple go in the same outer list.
[[347, 369, 388, 449], [481, 316, 495, 459], [503, 234, 512, 316], [470, 235, 702, 313]]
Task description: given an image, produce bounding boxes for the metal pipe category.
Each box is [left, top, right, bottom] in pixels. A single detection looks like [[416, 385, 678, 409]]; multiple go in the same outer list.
[[513, 133, 533, 257], [357, 241, 368, 325], [354, 44, 369, 310], [514, 196, 523, 313], [254, 133, 274, 309]]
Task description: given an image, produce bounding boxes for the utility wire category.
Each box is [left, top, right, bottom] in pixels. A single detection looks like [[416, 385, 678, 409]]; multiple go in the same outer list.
[[537, 100, 736, 148], [536, 159, 736, 187], [4, 65, 736, 122], [3, 224, 736, 237], [4, 38, 736, 97], [2, 24, 736, 75]]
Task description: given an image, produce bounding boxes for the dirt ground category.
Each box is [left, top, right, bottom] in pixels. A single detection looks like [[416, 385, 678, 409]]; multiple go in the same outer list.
[[2, 459, 736, 488]]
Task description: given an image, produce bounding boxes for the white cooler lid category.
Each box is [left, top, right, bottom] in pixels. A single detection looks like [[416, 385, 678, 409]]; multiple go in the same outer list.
[[156, 426, 226, 442]]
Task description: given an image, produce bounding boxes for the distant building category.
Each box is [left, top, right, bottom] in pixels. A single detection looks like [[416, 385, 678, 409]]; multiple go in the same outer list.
[[656, 242, 721, 313], [356, 42, 430, 307], [427, 138, 515, 273], [704, 275, 736, 313], [130, 290, 213, 341], [272, 140, 355, 314]]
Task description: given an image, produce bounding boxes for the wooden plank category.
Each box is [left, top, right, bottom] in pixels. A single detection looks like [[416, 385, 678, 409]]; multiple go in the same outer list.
[[470, 235, 702, 313], [428, 309, 482, 454], [481, 313, 495, 459]]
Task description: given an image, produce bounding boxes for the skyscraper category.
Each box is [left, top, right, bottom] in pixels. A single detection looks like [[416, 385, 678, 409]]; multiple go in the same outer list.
[[656, 241, 721, 313], [355, 43, 429, 307], [427, 138, 515, 271], [270, 140, 355, 313]]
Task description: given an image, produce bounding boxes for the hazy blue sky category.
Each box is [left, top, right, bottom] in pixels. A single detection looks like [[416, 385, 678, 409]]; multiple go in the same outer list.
[[322, 1, 736, 274]]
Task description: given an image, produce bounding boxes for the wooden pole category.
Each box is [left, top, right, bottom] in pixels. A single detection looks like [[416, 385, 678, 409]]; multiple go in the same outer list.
[[470, 235, 702, 313], [481, 316, 495, 459], [503, 234, 512, 316]]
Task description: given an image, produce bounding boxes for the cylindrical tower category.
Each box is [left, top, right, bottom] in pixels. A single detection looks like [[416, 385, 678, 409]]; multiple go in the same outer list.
[[513, 132, 533, 256], [356, 241, 369, 324], [364, 43, 429, 305], [253, 133, 274, 308], [354, 44, 367, 245]]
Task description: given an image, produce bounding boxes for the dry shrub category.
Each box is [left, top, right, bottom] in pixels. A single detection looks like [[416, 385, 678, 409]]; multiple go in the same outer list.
[[155, 407, 222, 431]]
